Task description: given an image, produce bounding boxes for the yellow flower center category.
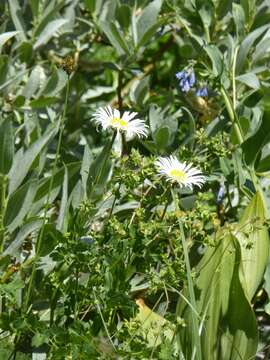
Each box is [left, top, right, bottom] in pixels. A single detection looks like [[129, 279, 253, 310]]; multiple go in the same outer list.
[[169, 168, 187, 182], [110, 117, 128, 128]]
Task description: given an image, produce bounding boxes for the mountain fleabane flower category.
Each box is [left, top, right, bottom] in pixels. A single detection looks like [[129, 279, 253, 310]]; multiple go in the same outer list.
[[155, 156, 205, 189], [92, 106, 148, 140]]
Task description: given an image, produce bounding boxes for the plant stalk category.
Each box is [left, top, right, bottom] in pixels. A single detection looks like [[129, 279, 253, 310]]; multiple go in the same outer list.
[[0, 174, 8, 253], [172, 189, 202, 360]]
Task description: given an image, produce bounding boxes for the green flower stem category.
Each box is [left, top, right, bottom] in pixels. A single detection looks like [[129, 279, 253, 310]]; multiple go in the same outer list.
[[172, 189, 202, 360], [0, 174, 8, 253], [232, 45, 239, 110], [203, 24, 210, 43], [117, 70, 123, 110], [24, 77, 70, 310], [220, 86, 243, 144]]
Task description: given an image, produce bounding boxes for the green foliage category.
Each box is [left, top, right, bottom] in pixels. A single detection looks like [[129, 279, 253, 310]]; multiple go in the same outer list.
[[1, 0, 270, 359]]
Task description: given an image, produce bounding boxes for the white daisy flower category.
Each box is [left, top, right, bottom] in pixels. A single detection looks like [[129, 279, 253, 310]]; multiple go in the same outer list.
[[92, 106, 148, 140], [155, 156, 205, 189]]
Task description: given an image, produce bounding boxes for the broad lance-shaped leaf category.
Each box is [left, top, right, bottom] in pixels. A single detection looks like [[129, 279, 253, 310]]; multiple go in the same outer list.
[[33, 19, 68, 49], [131, 298, 176, 349], [0, 31, 20, 51], [236, 191, 269, 301], [4, 179, 38, 233], [177, 233, 258, 360], [8, 122, 58, 195], [135, 0, 162, 45], [0, 116, 14, 175], [86, 138, 114, 200], [8, 0, 27, 41], [56, 165, 69, 232], [242, 111, 270, 166], [236, 24, 270, 74], [99, 21, 130, 56]]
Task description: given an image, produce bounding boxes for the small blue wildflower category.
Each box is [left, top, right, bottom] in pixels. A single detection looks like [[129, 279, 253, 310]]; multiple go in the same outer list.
[[217, 185, 225, 204], [196, 86, 208, 97], [182, 79, 192, 92], [175, 70, 196, 92], [175, 71, 185, 80]]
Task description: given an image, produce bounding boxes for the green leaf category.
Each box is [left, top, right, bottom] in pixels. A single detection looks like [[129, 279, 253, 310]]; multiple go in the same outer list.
[[22, 66, 44, 99], [99, 21, 130, 56], [135, 0, 162, 45], [264, 261, 270, 301], [0, 31, 20, 51], [116, 4, 131, 29], [149, 105, 178, 149], [236, 191, 269, 300], [198, 5, 212, 29], [80, 143, 92, 198], [18, 41, 33, 63], [204, 44, 223, 76], [29, 0, 39, 18], [87, 140, 113, 199], [8, 0, 27, 41], [56, 165, 69, 232], [0, 68, 30, 92], [130, 75, 150, 105], [32, 332, 49, 348], [155, 127, 170, 149], [0, 55, 9, 86], [8, 123, 58, 194], [3, 219, 43, 257], [30, 96, 58, 108], [231, 116, 250, 145], [0, 278, 24, 298], [40, 68, 67, 97], [33, 18, 68, 49], [232, 3, 246, 39], [242, 111, 270, 166], [256, 155, 270, 172], [240, 0, 256, 27], [4, 180, 38, 233], [137, 19, 163, 49], [236, 24, 269, 73], [177, 233, 258, 360], [39, 224, 61, 257], [131, 298, 175, 348], [84, 0, 96, 12], [0, 116, 14, 175], [70, 180, 84, 209], [33, 0, 66, 37], [30, 162, 80, 216], [252, 37, 270, 63], [236, 72, 260, 89]]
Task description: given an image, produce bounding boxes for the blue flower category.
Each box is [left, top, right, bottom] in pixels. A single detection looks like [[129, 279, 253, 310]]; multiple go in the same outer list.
[[175, 71, 185, 80], [196, 86, 208, 97], [217, 185, 225, 204], [175, 70, 196, 92]]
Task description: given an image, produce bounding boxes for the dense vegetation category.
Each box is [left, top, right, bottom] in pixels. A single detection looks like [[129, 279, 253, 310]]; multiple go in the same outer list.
[[0, 0, 270, 359]]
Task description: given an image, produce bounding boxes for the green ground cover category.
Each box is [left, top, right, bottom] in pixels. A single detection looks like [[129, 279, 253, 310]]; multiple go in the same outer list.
[[0, 0, 270, 359]]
